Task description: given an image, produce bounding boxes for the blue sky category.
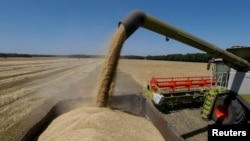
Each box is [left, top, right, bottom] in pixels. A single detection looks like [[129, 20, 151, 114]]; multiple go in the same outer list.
[[1, 0, 250, 56]]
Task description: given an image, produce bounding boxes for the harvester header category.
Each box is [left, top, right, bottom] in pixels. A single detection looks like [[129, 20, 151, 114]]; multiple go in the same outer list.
[[119, 10, 250, 71]]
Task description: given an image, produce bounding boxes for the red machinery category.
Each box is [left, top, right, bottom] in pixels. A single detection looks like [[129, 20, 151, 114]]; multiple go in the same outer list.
[[149, 76, 216, 93], [146, 76, 216, 106]]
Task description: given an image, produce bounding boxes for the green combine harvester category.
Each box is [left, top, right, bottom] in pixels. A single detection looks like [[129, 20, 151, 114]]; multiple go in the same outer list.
[[119, 10, 250, 125]]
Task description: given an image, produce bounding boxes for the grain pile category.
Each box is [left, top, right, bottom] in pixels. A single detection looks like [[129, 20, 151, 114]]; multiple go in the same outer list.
[[38, 24, 165, 141], [38, 107, 165, 141]]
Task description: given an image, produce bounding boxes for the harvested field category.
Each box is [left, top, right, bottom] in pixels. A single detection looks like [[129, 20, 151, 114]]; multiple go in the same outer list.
[[118, 59, 212, 86], [1, 57, 213, 141], [0, 58, 102, 141]]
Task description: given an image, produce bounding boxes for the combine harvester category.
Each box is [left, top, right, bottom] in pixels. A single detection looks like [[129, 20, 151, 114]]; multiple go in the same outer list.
[[146, 48, 250, 125], [118, 10, 250, 125], [22, 10, 250, 141]]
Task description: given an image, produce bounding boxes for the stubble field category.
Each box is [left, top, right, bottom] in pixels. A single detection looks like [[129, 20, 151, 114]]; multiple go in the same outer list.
[[0, 57, 213, 141]]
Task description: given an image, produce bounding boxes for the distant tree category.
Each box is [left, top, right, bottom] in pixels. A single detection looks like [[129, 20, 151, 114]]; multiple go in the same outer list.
[[144, 53, 211, 62]]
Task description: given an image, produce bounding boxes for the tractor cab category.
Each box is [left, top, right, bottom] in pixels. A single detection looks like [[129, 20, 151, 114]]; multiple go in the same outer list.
[[208, 58, 230, 87]]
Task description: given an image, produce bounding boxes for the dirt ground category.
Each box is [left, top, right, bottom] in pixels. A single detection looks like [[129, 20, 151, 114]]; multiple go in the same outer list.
[[0, 57, 213, 141]]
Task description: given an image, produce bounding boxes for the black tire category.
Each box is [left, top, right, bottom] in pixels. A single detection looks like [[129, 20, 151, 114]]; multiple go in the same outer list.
[[212, 95, 246, 124]]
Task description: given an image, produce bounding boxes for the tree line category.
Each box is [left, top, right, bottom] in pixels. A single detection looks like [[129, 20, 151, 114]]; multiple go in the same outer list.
[[121, 53, 212, 63], [0, 53, 58, 58], [1, 52, 212, 63]]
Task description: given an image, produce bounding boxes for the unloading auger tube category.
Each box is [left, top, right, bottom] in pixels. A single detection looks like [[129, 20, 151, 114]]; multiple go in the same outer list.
[[118, 10, 250, 71]]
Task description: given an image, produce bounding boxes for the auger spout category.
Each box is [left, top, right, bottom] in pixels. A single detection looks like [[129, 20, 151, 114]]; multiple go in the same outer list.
[[119, 10, 250, 71]]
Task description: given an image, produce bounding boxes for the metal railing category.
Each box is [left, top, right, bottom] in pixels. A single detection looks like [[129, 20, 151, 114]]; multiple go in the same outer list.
[[215, 72, 229, 87]]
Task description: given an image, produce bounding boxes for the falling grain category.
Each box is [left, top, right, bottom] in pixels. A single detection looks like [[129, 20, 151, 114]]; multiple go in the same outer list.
[[93, 25, 126, 107]]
